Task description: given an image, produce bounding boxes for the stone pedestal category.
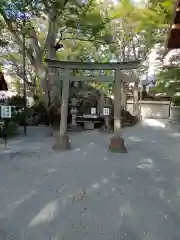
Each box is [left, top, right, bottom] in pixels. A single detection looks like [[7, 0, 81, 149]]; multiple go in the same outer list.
[[53, 132, 71, 150], [103, 116, 112, 132], [69, 107, 82, 132], [69, 124, 82, 132], [109, 135, 127, 153], [84, 122, 94, 130], [71, 113, 77, 126]]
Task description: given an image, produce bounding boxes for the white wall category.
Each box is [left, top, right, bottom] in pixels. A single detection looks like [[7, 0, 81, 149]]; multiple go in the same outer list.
[[127, 100, 170, 119]]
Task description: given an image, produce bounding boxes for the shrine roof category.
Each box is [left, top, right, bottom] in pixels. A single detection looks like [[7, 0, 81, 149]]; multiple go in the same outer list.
[[0, 72, 8, 91], [167, 0, 180, 49]]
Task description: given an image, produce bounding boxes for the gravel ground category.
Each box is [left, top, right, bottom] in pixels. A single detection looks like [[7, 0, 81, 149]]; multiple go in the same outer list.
[[0, 120, 180, 240]]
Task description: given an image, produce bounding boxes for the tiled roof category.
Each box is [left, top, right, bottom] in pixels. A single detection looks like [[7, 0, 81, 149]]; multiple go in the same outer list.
[[167, 0, 180, 49], [0, 72, 8, 91]]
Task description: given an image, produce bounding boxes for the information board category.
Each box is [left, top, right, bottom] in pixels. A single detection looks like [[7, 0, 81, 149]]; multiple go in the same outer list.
[[103, 107, 110, 116], [91, 107, 96, 115], [1, 105, 12, 118]]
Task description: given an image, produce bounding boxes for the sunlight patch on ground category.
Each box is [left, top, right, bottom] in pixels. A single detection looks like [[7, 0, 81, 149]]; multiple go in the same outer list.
[[128, 136, 143, 142], [74, 148, 81, 151], [92, 183, 100, 189], [15, 190, 36, 206], [157, 188, 165, 200], [140, 158, 153, 164], [102, 178, 109, 184], [137, 158, 154, 170], [176, 189, 180, 197], [174, 176, 180, 182], [168, 132, 180, 139], [47, 168, 57, 173], [137, 164, 153, 170], [142, 119, 166, 128], [119, 201, 132, 217], [28, 200, 59, 228], [172, 133, 180, 136], [150, 173, 165, 183]]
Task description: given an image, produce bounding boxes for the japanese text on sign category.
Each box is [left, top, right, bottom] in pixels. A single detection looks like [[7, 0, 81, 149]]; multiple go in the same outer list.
[[91, 107, 96, 115], [103, 107, 110, 116], [1, 106, 12, 118]]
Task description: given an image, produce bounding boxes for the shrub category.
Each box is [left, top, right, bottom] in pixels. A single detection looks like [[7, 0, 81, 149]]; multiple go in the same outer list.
[[0, 120, 18, 138], [32, 101, 50, 125], [6, 121, 18, 136], [10, 107, 32, 125], [7, 95, 24, 109], [171, 96, 180, 106]]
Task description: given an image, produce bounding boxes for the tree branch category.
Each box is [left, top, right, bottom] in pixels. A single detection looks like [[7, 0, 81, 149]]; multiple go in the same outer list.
[[13, 64, 35, 87], [3, 53, 35, 87], [43, 0, 50, 13], [27, 25, 42, 63], [56, 27, 67, 44], [45, 0, 70, 49], [0, 9, 36, 66], [62, 37, 114, 44]]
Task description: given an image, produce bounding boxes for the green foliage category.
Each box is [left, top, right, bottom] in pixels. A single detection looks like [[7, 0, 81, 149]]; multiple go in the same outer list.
[[12, 110, 26, 125], [6, 121, 18, 136], [109, 0, 173, 61], [0, 39, 8, 47], [0, 0, 175, 104], [0, 120, 18, 137], [155, 67, 180, 96], [171, 96, 180, 106], [0, 0, 112, 99], [7, 95, 24, 109]]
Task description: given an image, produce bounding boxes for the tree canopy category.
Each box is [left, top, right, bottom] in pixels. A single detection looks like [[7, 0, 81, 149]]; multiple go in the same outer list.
[[0, 0, 175, 102]]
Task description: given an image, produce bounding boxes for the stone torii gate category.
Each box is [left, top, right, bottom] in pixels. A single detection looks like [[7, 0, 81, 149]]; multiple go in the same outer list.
[[46, 60, 140, 153]]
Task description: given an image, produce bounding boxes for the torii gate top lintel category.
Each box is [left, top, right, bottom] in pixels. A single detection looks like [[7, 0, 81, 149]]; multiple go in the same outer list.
[[45, 59, 140, 70]]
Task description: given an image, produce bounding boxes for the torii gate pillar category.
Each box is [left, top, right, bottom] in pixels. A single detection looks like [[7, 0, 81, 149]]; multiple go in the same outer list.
[[133, 81, 140, 120], [109, 69, 127, 153], [53, 68, 71, 150]]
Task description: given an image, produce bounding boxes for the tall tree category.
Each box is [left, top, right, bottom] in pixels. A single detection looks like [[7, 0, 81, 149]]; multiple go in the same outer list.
[[0, 0, 111, 104]]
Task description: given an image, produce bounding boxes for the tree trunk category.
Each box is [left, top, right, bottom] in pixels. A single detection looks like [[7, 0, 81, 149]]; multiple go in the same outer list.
[[114, 69, 122, 135], [1, 9, 59, 106], [45, 10, 60, 104], [53, 69, 71, 150], [133, 82, 139, 119]]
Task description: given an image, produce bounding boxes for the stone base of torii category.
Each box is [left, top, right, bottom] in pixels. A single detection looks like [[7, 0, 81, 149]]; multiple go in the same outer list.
[[46, 60, 140, 153]]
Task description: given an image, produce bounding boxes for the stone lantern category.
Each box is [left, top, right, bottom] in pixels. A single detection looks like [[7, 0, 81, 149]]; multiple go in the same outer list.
[[69, 96, 81, 131], [70, 107, 78, 127], [71, 96, 77, 107]]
